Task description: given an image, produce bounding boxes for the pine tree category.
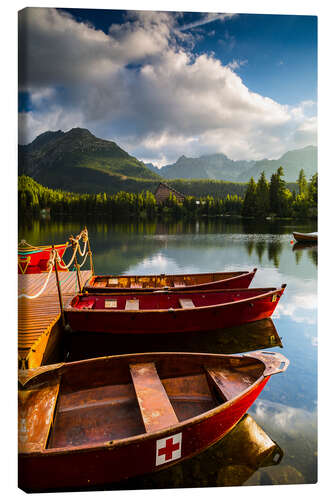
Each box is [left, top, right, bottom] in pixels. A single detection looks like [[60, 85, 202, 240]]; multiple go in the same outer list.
[[242, 177, 257, 216], [297, 168, 308, 195], [255, 171, 270, 217]]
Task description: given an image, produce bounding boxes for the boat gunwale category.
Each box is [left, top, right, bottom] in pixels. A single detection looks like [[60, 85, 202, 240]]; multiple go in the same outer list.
[[18, 243, 69, 254], [66, 285, 286, 315], [18, 350, 287, 458], [86, 268, 257, 286]]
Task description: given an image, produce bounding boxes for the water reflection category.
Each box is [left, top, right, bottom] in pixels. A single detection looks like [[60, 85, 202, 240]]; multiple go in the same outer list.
[[248, 399, 317, 485], [66, 318, 283, 362], [292, 242, 318, 267], [19, 218, 317, 274], [18, 216, 317, 487]]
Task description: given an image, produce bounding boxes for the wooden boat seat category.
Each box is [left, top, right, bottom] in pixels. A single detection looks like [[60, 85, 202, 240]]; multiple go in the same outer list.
[[130, 362, 179, 433], [205, 366, 253, 402], [125, 299, 140, 310], [130, 283, 143, 288], [107, 278, 119, 286], [179, 298, 195, 309], [18, 379, 60, 453]]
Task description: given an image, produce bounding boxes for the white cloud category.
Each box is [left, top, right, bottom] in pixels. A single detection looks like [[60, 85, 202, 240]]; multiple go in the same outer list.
[[227, 59, 248, 70], [178, 13, 237, 31], [18, 8, 317, 164]]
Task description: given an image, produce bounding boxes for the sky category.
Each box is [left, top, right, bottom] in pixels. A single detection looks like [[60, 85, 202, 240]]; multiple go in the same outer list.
[[18, 8, 317, 166]]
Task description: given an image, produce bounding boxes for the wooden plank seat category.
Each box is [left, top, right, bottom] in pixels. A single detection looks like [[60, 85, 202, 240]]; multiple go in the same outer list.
[[205, 366, 254, 402], [179, 298, 195, 309], [130, 362, 179, 433], [107, 278, 119, 286], [125, 299, 140, 311], [130, 283, 143, 288], [18, 379, 60, 453], [173, 281, 186, 287]]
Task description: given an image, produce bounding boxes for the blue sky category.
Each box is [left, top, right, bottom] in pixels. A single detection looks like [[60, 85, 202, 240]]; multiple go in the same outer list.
[[18, 8, 317, 166]]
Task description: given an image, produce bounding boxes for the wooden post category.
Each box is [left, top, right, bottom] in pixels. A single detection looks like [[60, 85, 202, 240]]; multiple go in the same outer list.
[[87, 237, 94, 276], [53, 246, 66, 328], [74, 248, 82, 292]]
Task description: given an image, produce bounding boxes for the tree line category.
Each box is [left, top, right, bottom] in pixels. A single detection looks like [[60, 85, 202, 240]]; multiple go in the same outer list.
[[242, 167, 317, 218], [18, 168, 317, 220]]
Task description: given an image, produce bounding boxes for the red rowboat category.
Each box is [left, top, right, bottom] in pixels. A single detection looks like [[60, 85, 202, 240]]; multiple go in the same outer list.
[[18, 350, 289, 491], [84, 269, 257, 293], [18, 241, 68, 274], [65, 285, 286, 335]]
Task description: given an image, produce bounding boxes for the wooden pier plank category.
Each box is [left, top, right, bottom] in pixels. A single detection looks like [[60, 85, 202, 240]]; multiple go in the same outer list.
[[18, 270, 92, 368]]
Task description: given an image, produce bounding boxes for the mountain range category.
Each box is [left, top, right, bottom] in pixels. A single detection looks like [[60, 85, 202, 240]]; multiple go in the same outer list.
[[18, 128, 317, 195], [146, 145, 317, 183], [18, 128, 161, 194]]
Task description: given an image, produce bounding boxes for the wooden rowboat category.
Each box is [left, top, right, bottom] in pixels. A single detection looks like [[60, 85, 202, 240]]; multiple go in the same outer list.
[[18, 350, 289, 491], [18, 241, 68, 274], [292, 231, 317, 243], [83, 269, 257, 293], [65, 285, 286, 335]]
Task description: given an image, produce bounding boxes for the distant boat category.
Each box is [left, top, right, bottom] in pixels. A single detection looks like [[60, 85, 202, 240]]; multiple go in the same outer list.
[[84, 268, 257, 293], [292, 231, 317, 243], [18, 350, 289, 491], [64, 285, 286, 335]]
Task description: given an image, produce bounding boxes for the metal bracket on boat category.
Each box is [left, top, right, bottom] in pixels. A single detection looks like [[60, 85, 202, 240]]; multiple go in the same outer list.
[[244, 351, 289, 377]]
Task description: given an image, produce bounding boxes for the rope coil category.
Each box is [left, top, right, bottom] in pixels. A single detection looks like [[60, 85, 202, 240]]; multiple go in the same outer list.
[[18, 250, 56, 300], [18, 227, 91, 300]]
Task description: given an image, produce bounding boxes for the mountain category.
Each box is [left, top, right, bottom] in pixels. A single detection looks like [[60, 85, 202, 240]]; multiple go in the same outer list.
[[158, 154, 255, 181], [156, 146, 317, 183], [236, 145, 317, 182], [145, 163, 161, 176], [18, 128, 161, 194]]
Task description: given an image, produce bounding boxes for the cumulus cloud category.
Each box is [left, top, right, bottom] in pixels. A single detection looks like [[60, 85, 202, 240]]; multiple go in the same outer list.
[[18, 8, 317, 165]]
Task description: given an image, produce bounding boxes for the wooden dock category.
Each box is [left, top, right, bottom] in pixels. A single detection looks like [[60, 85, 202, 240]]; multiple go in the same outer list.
[[18, 270, 92, 369]]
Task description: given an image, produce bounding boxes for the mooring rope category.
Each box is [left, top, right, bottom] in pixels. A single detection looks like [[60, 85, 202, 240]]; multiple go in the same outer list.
[[18, 251, 56, 300]]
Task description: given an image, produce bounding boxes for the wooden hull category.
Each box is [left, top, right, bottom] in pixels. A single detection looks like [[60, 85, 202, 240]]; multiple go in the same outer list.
[[65, 286, 286, 335], [84, 269, 257, 293], [18, 243, 68, 274], [292, 231, 318, 243], [18, 351, 288, 491]]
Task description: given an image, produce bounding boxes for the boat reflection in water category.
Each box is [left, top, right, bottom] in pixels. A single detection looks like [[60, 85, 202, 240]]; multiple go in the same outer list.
[[292, 241, 317, 267], [66, 317, 283, 362], [292, 241, 317, 251], [92, 413, 284, 490]]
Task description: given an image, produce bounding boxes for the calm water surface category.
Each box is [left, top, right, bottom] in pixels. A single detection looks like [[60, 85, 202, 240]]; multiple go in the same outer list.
[[19, 217, 317, 488]]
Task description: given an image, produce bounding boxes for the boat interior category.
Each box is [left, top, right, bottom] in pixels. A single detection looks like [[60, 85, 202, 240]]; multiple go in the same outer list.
[[71, 288, 277, 311], [89, 271, 247, 290], [18, 354, 264, 453]]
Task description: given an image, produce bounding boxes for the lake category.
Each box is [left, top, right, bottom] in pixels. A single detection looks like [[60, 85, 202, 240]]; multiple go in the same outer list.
[[18, 216, 317, 489]]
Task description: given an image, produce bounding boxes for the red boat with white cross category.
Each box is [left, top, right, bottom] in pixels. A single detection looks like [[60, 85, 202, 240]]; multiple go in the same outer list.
[[18, 350, 289, 491]]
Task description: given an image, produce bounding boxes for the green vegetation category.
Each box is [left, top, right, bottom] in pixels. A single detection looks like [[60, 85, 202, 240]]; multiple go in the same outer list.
[[167, 178, 248, 198], [242, 167, 317, 219], [19, 128, 162, 194], [19, 166, 317, 221]]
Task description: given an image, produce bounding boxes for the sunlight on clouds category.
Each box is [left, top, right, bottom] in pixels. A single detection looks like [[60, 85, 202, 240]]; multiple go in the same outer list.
[[18, 8, 317, 162]]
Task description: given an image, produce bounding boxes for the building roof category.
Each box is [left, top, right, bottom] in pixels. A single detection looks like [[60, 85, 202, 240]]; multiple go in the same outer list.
[[154, 182, 186, 199]]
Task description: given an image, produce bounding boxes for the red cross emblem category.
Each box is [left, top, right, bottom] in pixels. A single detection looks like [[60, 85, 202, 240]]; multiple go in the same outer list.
[[155, 432, 182, 466]]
